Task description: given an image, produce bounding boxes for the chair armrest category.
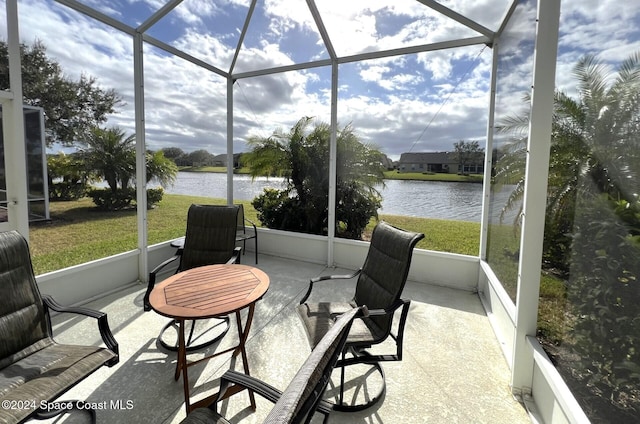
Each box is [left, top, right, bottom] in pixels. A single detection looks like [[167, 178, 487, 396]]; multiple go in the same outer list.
[[365, 298, 410, 317], [150, 254, 181, 275], [299, 269, 362, 304], [226, 247, 242, 264], [170, 236, 185, 249], [219, 370, 280, 405], [244, 218, 257, 232], [43, 295, 119, 366], [362, 299, 411, 361], [144, 254, 180, 311], [236, 215, 257, 231], [215, 370, 333, 417], [236, 219, 257, 240]]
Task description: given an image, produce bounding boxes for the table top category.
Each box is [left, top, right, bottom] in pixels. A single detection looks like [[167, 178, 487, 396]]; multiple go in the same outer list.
[[149, 264, 269, 320]]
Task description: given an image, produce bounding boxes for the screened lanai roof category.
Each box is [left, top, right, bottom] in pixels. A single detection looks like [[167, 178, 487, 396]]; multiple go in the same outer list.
[[16, 0, 517, 159], [1, 0, 524, 163], [55, 0, 511, 78]]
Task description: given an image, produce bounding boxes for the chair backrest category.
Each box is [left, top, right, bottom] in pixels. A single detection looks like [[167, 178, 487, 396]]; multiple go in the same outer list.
[[179, 204, 239, 271], [0, 231, 50, 364], [236, 203, 245, 232], [264, 307, 363, 424], [353, 221, 424, 334]]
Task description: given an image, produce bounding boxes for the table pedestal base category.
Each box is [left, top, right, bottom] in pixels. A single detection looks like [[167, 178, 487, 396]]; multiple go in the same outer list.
[[159, 317, 230, 352], [176, 306, 257, 414]]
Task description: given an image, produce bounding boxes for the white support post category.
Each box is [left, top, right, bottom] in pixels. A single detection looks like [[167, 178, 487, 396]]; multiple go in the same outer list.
[[327, 61, 338, 266], [511, 0, 561, 391], [227, 78, 234, 205], [134, 32, 148, 282], [479, 42, 500, 260], [4, 0, 30, 239]]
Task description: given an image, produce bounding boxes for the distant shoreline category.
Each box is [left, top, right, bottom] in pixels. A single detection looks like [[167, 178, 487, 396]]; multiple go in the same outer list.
[[178, 166, 483, 183]]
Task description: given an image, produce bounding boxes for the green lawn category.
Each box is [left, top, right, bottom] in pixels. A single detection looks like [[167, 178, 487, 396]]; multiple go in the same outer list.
[[383, 170, 483, 183], [29, 194, 480, 275]]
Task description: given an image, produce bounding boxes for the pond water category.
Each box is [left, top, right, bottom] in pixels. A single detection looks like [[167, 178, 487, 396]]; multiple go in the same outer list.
[[164, 172, 512, 222]]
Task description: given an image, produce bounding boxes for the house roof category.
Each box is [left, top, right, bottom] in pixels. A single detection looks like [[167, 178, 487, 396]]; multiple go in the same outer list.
[[399, 152, 454, 164]]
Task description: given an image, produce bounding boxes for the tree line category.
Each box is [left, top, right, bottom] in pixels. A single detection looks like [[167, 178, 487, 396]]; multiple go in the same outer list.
[[1, 40, 177, 210]]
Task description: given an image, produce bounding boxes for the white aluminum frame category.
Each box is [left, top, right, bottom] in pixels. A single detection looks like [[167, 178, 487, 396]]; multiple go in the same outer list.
[[3, 0, 590, 421]]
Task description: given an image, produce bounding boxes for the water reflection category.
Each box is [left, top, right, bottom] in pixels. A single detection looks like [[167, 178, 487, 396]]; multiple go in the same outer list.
[[165, 172, 489, 222], [380, 179, 482, 221]]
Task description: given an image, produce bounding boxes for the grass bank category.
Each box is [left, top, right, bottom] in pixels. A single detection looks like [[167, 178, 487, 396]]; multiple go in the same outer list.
[[29, 194, 480, 275], [179, 166, 483, 183], [382, 170, 483, 182]]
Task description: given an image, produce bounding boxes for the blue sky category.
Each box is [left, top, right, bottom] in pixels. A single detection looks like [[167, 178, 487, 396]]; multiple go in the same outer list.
[[2, 0, 640, 160]]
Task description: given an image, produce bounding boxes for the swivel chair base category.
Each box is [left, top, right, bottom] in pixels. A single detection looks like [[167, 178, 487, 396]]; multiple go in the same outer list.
[[329, 352, 386, 412]]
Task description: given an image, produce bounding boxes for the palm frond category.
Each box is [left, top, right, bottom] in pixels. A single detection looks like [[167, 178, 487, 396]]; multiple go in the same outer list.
[[573, 55, 610, 105], [615, 51, 640, 88], [496, 114, 530, 137]]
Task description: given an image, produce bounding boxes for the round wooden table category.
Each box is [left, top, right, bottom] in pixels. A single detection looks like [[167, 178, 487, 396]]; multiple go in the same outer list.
[[149, 264, 269, 414]]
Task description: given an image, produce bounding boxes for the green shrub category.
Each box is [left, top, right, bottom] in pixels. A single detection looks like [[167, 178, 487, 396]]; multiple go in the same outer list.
[[49, 181, 88, 201], [335, 180, 380, 239], [47, 152, 92, 201], [252, 189, 308, 233], [88, 187, 165, 210], [568, 194, 640, 407], [146, 187, 164, 208], [88, 188, 136, 211]]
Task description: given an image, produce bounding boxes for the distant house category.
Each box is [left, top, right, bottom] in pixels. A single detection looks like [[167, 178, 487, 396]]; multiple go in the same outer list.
[[398, 152, 484, 174], [380, 154, 395, 170], [211, 153, 242, 168]]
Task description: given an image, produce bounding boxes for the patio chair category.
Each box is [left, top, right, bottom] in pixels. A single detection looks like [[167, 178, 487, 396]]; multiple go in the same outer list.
[[235, 204, 258, 264], [143, 204, 242, 351], [181, 306, 366, 424], [0, 230, 119, 424], [296, 221, 424, 411]]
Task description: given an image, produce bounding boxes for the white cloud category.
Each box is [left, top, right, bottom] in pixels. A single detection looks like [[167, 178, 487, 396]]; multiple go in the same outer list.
[[173, 29, 236, 70], [173, 0, 224, 25], [359, 64, 390, 83], [3, 0, 639, 161]]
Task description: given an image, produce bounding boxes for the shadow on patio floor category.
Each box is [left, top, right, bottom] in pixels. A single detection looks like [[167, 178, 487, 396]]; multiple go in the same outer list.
[[45, 254, 529, 424]]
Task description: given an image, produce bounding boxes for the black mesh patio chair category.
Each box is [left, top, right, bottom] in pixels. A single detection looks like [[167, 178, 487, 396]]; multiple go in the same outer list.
[[0, 230, 118, 424], [181, 306, 366, 424], [296, 221, 424, 411], [235, 204, 258, 264], [143, 204, 242, 351]]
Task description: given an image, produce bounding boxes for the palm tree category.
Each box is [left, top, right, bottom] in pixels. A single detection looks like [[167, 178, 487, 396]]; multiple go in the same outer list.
[[82, 126, 136, 192], [495, 52, 640, 420], [242, 117, 385, 238], [81, 126, 177, 209], [146, 150, 178, 187], [494, 52, 640, 269]]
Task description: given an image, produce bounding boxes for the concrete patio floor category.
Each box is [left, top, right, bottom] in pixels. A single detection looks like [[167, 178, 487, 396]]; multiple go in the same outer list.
[[45, 253, 530, 423]]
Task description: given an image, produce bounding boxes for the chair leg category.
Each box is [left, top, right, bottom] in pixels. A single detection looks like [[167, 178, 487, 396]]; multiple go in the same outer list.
[[157, 317, 230, 352], [186, 319, 198, 346], [339, 350, 346, 406], [330, 350, 386, 412], [254, 235, 258, 264], [143, 273, 157, 311]]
